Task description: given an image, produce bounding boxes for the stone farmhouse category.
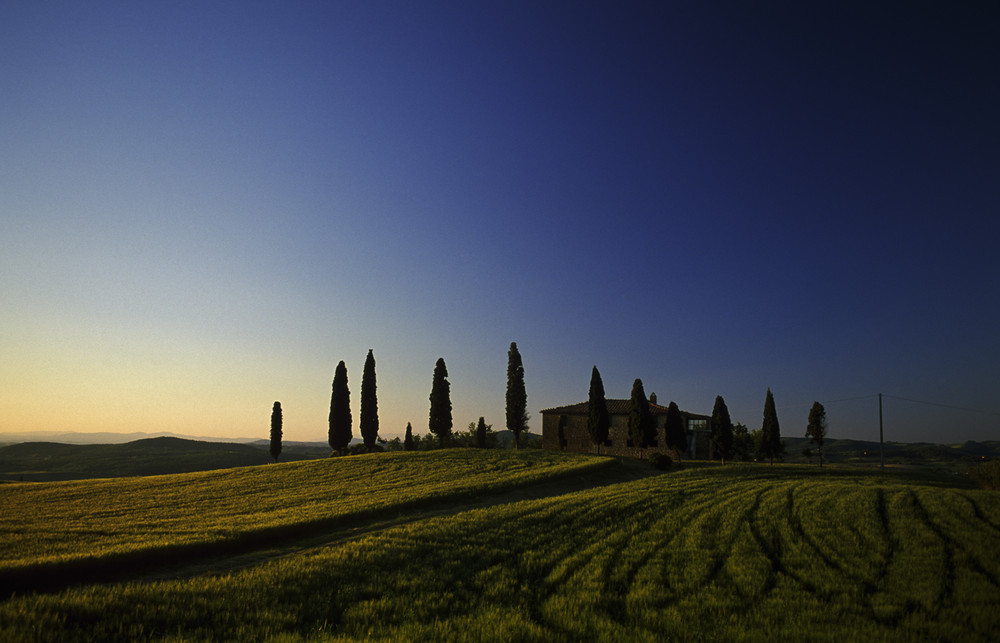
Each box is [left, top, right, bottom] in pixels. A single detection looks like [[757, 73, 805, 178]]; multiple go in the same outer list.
[[540, 393, 713, 460]]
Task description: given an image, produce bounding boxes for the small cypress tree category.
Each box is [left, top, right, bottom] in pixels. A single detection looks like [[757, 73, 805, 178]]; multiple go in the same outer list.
[[270, 401, 282, 463], [476, 416, 488, 448], [505, 342, 528, 449], [403, 422, 414, 451], [761, 388, 782, 465], [627, 379, 654, 456], [806, 401, 827, 467], [710, 395, 734, 464], [587, 366, 610, 454], [360, 349, 379, 451], [664, 401, 686, 462], [329, 361, 352, 453], [429, 358, 452, 447]]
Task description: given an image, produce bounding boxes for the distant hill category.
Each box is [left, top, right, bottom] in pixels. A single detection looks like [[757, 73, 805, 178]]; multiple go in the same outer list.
[[0, 437, 329, 482], [493, 430, 542, 449], [781, 437, 1000, 466], [0, 431, 261, 446]]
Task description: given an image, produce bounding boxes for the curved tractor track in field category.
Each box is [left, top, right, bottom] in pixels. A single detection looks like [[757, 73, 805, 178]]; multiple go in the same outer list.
[[1, 457, 663, 597]]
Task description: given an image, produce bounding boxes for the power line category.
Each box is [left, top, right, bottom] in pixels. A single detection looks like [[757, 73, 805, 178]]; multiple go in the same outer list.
[[881, 394, 1000, 417], [822, 394, 879, 405], [822, 393, 998, 416]]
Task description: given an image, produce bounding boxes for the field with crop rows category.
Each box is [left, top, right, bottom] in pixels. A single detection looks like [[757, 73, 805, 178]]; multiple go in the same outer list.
[[0, 449, 610, 577], [2, 454, 999, 641]]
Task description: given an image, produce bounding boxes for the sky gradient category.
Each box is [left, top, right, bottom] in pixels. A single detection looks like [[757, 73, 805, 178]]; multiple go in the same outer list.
[[2, 1, 998, 444]]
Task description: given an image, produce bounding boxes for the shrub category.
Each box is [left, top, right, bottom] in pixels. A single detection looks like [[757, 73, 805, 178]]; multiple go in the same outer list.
[[649, 452, 672, 470], [969, 459, 1000, 490]]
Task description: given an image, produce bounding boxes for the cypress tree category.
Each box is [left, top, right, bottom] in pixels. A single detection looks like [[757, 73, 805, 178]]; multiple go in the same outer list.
[[587, 366, 610, 454], [429, 358, 452, 447], [403, 422, 414, 451], [627, 378, 654, 456], [761, 388, 782, 465], [664, 401, 686, 462], [710, 395, 734, 464], [505, 342, 528, 449], [329, 361, 352, 453], [360, 349, 379, 451], [806, 401, 827, 467], [269, 401, 282, 463]]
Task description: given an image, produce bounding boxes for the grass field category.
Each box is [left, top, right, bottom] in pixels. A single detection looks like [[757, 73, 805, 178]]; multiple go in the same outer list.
[[0, 450, 610, 578], [1, 452, 998, 641]]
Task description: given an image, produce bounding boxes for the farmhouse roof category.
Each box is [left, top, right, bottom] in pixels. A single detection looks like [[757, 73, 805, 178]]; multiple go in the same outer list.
[[540, 400, 710, 420]]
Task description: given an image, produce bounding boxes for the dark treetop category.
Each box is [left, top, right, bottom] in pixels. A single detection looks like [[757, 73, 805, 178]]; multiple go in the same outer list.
[[761, 388, 782, 464], [664, 400, 686, 460], [429, 357, 452, 446], [505, 342, 528, 448], [628, 378, 655, 451], [587, 366, 610, 450], [360, 349, 379, 450], [269, 401, 282, 462], [710, 395, 734, 463], [329, 361, 352, 452]]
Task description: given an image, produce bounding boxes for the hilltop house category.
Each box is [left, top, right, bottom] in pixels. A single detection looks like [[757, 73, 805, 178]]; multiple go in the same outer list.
[[540, 393, 713, 460]]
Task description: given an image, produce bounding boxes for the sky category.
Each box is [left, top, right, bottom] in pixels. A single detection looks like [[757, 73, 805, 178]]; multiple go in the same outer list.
[[2, 1, 998, 445]]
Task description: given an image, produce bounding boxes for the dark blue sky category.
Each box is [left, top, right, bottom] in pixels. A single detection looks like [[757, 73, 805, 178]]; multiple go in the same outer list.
[[2, 1, 997, 442]]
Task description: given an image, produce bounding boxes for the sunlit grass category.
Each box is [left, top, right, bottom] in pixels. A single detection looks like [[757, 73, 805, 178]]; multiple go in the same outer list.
[[2, 460, 999, 641], [0, 449, 610, 572]]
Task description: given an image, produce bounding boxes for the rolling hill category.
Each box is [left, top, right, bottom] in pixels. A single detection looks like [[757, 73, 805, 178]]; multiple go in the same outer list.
[[0, 437, 328, 482]]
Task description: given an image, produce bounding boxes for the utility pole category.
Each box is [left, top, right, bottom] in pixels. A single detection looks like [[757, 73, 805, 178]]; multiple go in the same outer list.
[[878, 393, 884, 471]]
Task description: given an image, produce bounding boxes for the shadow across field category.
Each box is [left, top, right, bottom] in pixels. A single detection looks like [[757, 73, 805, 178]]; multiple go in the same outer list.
[[0, 456, 660, 597]]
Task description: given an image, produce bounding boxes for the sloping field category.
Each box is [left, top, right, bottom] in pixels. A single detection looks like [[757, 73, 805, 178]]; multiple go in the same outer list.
[[2, 457, 999, 641], [0, 449, 611, 584]]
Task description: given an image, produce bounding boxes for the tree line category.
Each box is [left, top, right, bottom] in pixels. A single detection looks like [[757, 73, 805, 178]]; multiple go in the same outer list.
[[584, 366, 827, 466], [268, 343, 530, 461]]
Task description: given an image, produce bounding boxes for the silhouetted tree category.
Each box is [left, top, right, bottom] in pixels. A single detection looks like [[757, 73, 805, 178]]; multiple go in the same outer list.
[[710, 395, 734, 464], [761, 388, 783, 465], [429, 358, 452, 447], [732, 422, 753, 461], [806, 401, 828, 467], [404, 422, 415, 451], [270, 401, 282, 463], [476, 416, 488, 448], [360, 349, 379, 451], [506, 342, 528, 449], [664, 401, 687, 463], [419, 432, 438, 451], [628, 379, 654, 456], [329, 361, 352, 453], [587, 366, 610, 454]]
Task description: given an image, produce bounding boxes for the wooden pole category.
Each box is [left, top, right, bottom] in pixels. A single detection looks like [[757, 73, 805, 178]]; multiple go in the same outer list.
[[878, 393, 884, 471]]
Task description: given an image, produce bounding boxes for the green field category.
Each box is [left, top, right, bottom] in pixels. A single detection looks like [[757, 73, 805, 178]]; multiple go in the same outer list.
[[1, 451, 999, 641]]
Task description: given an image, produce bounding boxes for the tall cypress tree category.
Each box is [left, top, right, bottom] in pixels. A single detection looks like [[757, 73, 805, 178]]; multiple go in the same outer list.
[[505, 342, 528, 449], [360, 349, 379, 451], [403, 422, 414, 451], [587, 366, 610, 454], [710, 395, 734, 464], [664, 401, 686, 462], [628, 378, 653, 456], [429, 358, 452, 447], [761, 388, 782, 465], [329, 361, 352, 453], [269, 401, 282, 463]]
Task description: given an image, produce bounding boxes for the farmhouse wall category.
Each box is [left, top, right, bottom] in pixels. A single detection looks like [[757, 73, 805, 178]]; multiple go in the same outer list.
[[541, 400, 713, 460]]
